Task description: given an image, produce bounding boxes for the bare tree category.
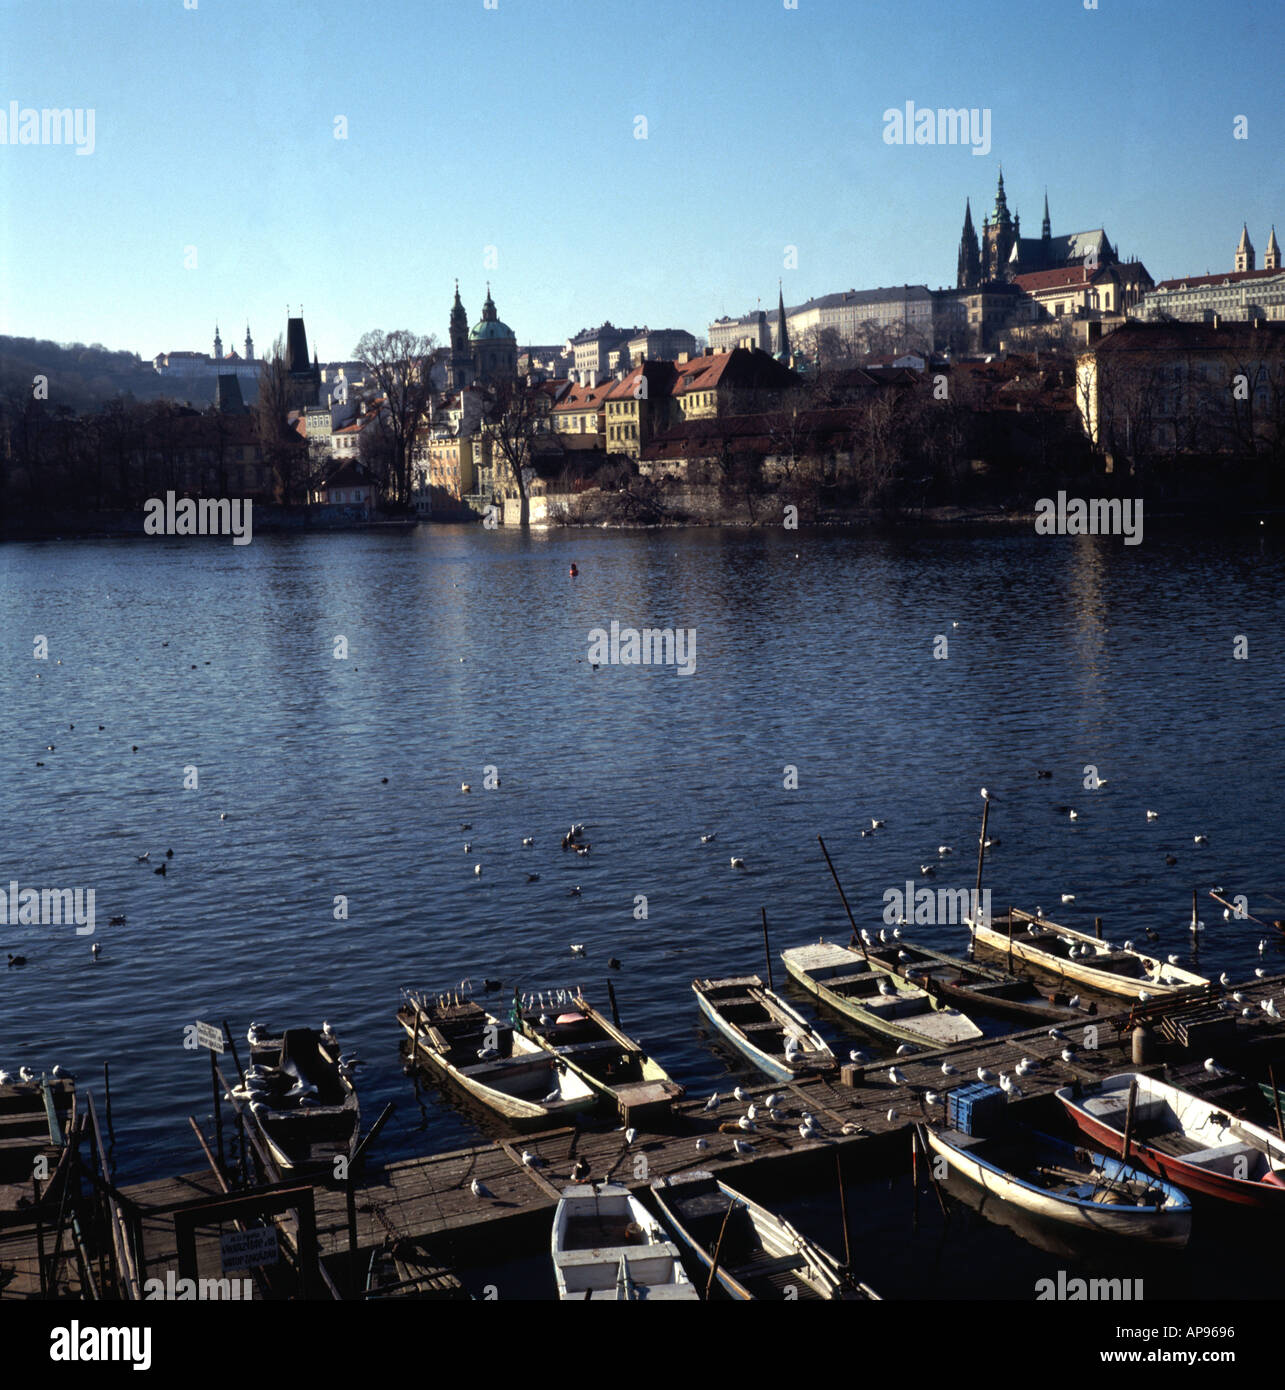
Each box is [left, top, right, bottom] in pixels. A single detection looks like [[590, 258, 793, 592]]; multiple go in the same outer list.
[[353, 330, 439, 506], [479, 376, 548, 527]]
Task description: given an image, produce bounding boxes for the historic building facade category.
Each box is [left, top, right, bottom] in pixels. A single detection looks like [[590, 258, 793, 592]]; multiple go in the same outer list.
[[445, 284, 518, 390], [1132, 224, 1285, 324]]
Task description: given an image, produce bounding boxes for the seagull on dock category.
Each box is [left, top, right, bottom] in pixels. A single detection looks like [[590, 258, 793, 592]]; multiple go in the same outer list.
[[977, 1067, 994, 1082], [247, 1022, 268, 1046], [1219, 972, 1231, 986], [624, 1128, 638, 1146], [1233, 991, 1245, 1003], [746, 1102, 759, 1121], [732, 1139, 754, 1156], [521, 1150, 541, 1167], [999, 1074, 1021, 1098], [1061, 1048, 1077, 1063], [0, 1071, 10, 1085], [764, 1093, 781, 1110], [888, 1066, 906, 1084], [886, 1108, 899, 1122], [470, 1178, 493, 1199], [1068, 995, 1081, 1009], [895, 1043, 914, 1056], [1264, 1000, 1279, 1018], [695, 1137, 709, 1151], [924, 1091, 939, 1106], [733, 1086, 750, 1102], [1138, 990, 1152, 1002], [1204, 1058, 1229, 1076], [703, 1093, 720, 1112], [798, 1121, 815, 1140], [940, 1061, 956, 1075], [19, 1067, 35, 1083], [738, 1115, 756, 1132], [1048, 1028, 1065, 1040], [849, 1050, 867, 1065], [570, 1158, 589, 1183]]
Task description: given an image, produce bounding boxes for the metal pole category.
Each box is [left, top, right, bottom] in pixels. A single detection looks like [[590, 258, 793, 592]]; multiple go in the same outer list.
[[761, 906, 774, 991]]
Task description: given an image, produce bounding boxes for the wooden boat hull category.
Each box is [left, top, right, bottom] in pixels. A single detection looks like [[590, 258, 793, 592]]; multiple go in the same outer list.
[[923, 1125, 1192, 1246], [692, 976, 835, 1081], [398, 1003, 597, 1124], [1058, 1073, 1285, 1210], [781, 942, 981, 1047], [970, 914, 1206, 1000], [552, 1184, 698, 1300], [245, 1028, 360, 1172], [651, 1172, 875, 1301]]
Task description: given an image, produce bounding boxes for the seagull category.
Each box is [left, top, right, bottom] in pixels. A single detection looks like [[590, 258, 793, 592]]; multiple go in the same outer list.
[[1146, 810, 1158, 821], [1123, 940, 1135, 951], [1138, 990, 1152, 1002], [522, 837, 534, 847], [1061, 1048, 1076, 1063], [980, 788, 994, 802], [570, 1158, 590, 1183], [463, 842, 472, 853], [1265, 1000, 1280, 1018], [624, 1127, 638, 1146], [769, 1109, 784, 1123], [886, 1108, 899, 1122], [470, 1178, 493, 1198], [1255, 967, 1267, 978], [1068, 995, 1081, 1009], [746, 1103, 759, 1121], [703, 1093, 720, 1112], [460, 783, 471, 792], [849, 1050, 867, 1064], [1204, 1058, 1229, 1076], [1219, 972, 1231, 986], [798, 1121, 815, 1139], [871, 818, 885, 828], [1194, 834, 1208, 845], [737, 1115, 756, 1132], [569, 886, 581, 897], [700, 833, 716, 843], [920, 864, 936, 876], [1233, 991, 1245, 1003], [732, 1139, 754, 1156], [1068, 810, 1078, 821], [247, 1022, 268, 1046], [888, 1066, 906, 1084], [220, 811, 228, 820], [570, 943, 585, 956], [764, 1093, 781, 1109], [938, 845, 953, 856], [136, 852, 149, 862], [924, 1091, 939, 1105], [51, 1065, 74, 1080], [730, 857, 745, 869], [19, 1067, 35, 1083], [1168, 954, 1180, 965], [977, 1067, 993, 1082], [0, 1071, 10, 1085], [895, 1043, 914, 1056], [860, 929, 873, 946], [1061, 894, 1075, 904], [91, 942, 101, 957], [733, 1086, 749, 1102], [521, 1150, 541, 1167], [1048, 1028, 1065, 1040], [1259, 939, 1268, 955], [695, 1137, 709, 1151], [940, 1061, 956, 1075]]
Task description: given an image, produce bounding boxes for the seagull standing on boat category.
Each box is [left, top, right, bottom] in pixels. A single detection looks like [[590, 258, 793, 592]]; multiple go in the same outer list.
[[247, 1022, 268, 1046], [1204, 1058, 1229, 1076]]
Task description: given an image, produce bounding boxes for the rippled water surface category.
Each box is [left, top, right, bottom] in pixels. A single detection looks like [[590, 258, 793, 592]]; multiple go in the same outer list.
[[3, 525, 1284, 1184]]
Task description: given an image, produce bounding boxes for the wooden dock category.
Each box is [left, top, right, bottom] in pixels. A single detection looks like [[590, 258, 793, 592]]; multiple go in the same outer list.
[[88, 970, 1285, 1296]]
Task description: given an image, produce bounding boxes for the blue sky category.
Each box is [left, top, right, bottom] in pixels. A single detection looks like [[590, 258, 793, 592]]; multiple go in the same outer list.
[[1, 0, 1281, 361]]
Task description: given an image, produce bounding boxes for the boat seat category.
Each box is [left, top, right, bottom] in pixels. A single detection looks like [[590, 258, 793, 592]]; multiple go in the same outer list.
[[727, 1252, 808, 1279], [1181, 1140, 1258, 1174], [738, 1021, 784, 1034]]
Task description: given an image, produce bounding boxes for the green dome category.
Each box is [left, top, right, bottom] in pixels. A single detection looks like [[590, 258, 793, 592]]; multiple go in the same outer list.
[[470, 318, 514, 341]]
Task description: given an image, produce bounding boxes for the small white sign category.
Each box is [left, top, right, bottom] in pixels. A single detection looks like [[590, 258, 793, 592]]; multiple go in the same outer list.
[[220, 1226, 278, 1272], [195, 1021, 225, 1053]]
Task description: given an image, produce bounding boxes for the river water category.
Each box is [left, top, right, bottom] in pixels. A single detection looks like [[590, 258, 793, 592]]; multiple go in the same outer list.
[[3, 524, 1284, 1260]]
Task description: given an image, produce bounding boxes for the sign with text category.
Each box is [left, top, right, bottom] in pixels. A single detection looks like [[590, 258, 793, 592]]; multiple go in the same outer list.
[[220, 1226, 278, 1272], [195, 1020, 225, 1053]]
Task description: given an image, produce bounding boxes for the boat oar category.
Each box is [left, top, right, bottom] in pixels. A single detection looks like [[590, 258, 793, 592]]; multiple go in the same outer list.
[[1121, 1079, 1139, 1166], [761, 906, 775, 991], [817, 835, 870, 963], [835, 1150, 853, 1285], [1207, 889, 1274, 932], [1089, 1080, 1139, 1207], [705, 1196, 740, 1300]]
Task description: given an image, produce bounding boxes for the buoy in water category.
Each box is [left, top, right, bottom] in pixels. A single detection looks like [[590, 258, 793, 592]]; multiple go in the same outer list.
[[569, 564, 578, 577]]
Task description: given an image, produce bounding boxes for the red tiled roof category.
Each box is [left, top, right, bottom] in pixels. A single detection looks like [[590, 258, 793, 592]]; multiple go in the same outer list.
[[1012, 266, 1092, 293], [1155, 266, 1285, 290]]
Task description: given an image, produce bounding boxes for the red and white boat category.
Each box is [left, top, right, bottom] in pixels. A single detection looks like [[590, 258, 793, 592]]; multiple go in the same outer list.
[[1057, 1072, 1285, 1209]]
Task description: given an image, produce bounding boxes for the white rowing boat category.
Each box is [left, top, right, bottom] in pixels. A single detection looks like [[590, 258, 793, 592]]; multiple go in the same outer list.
[[552, 1183, 698, 1300]]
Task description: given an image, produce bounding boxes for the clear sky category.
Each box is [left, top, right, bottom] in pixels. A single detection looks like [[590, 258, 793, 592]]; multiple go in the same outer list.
[[1, 0, 1281, 361]]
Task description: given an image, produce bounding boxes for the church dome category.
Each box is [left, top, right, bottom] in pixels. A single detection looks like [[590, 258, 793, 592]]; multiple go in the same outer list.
[[470, 318, 514, 341]]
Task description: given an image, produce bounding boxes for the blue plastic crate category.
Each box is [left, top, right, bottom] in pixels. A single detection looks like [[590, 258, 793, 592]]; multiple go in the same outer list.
[[947, 1082, 1006, 1137]]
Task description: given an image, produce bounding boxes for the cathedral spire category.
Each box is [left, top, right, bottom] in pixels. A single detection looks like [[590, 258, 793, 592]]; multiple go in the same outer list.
[[957, 197, 980, 288], [776, 280, 790, 361], [1266, 224, 1280, 271], [213, 322, 223, 360], [1235, 222, 1255, 272], [1041, 189, 1051, 240]]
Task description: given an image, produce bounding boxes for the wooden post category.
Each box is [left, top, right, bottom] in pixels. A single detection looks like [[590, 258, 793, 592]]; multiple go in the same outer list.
[[974, 798, 990, 934], [1007, 906, 1014, 972], [211, 1048, 225, 1175], [1191, 888, 1198, 932], [223, 1017, 246, 1086], [761, 906, 774, 991], [1095, 916, 1103, 940], [606, 980, 621, 1027], [33, 1181, 47, 1296], [910, 1128, 920, 1232], [835, 1150, 851, 1277], [1269, 1064, 1285, 1147], [818, 835, 870, 963], [1121, 1079, 1139, 1165]]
